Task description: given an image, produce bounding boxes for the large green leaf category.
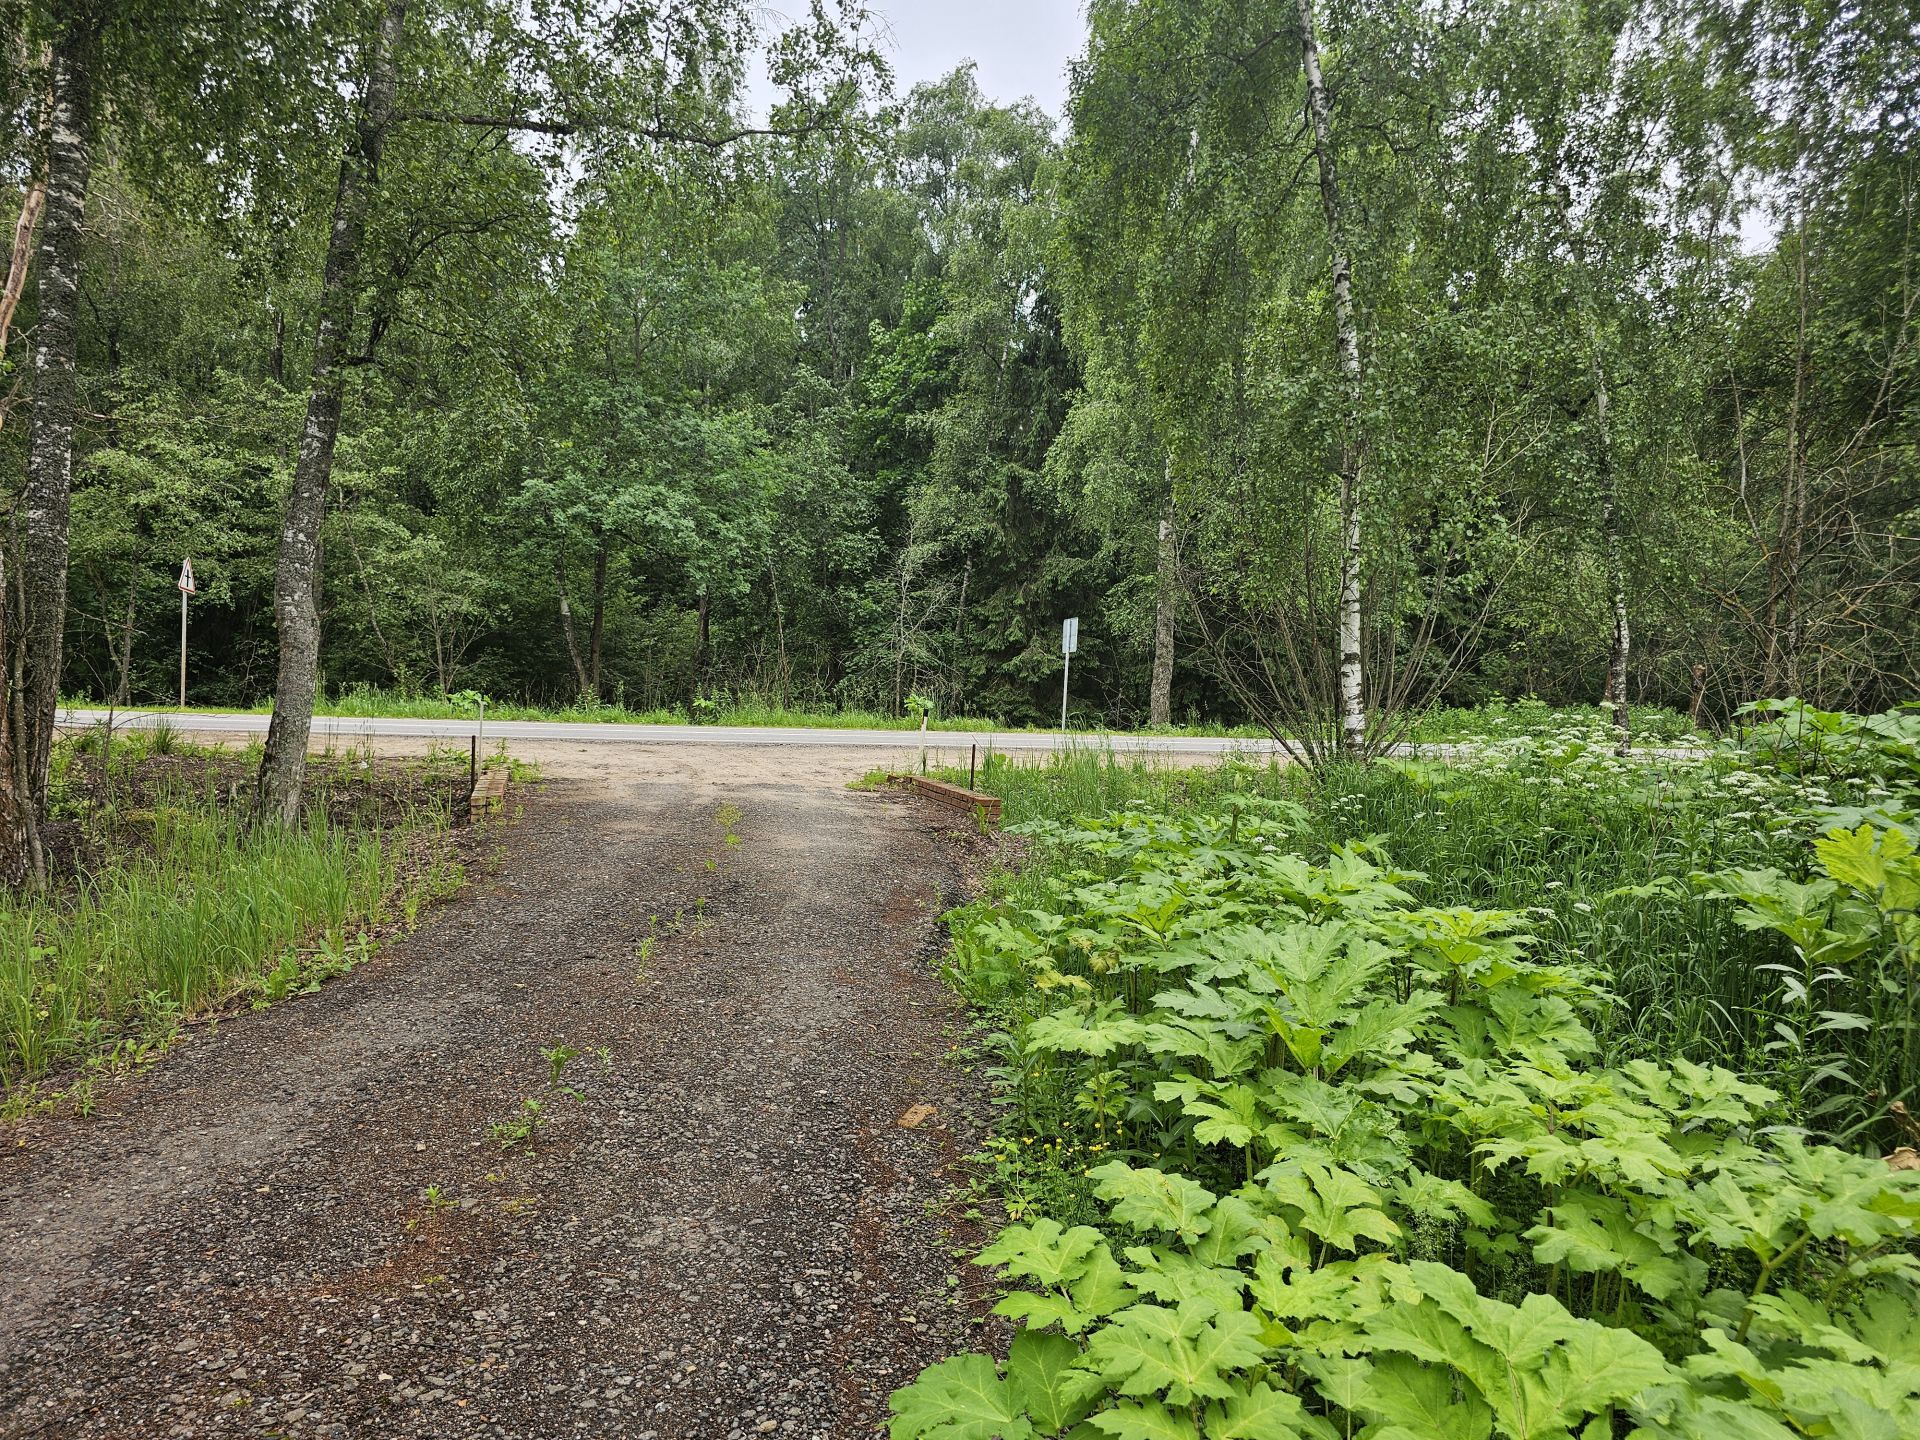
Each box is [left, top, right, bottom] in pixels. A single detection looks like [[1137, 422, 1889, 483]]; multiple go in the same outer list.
[[1092, 1163, 1221, 1242], [1367, 1264, 1671, 1439], [980, 1220, 1109, 1288], [1204, 1380, 1328, 1439], [889, 1354, 1035, 1440], [1008, 1330, 1101, 1432], [1353, 1353, 1494, 1440], [1524, 1193, 1694, 1300], [1085, 1303, 1270, 1406], [1087, 1402, 1202, 1440], [1262, 1163, 1401, 1253]]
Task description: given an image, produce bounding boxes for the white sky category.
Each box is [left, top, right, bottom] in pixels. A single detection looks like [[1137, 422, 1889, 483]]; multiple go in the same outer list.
[[871, 1, 1086, 115]]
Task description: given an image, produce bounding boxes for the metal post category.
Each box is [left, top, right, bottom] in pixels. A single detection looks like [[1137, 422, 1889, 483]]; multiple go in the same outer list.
[[179, 588, 188, 707], [1060, 652, 1071, 731], [969, 743, 977, 792]]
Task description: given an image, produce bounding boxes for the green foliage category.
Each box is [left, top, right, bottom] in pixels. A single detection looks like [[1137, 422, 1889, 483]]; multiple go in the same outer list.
[[0, 740, 460, 1092], [895, 711, 1920, 1438]]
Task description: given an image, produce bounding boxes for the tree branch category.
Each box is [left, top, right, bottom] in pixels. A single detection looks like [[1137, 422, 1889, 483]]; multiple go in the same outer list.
[[396, 109, 841, 151]]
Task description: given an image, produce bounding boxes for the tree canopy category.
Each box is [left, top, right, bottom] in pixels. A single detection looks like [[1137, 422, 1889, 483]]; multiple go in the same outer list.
[[0, 0, 1912, 835]]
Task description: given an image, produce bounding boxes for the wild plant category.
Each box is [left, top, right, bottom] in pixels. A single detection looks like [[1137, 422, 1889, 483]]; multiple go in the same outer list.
[[489, 1096, 545, 1151], [892, 763, 1920, 1438]]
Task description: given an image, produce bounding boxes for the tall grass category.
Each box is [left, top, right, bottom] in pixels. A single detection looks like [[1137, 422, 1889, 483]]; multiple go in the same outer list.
[[1, 807, 405, 1092]]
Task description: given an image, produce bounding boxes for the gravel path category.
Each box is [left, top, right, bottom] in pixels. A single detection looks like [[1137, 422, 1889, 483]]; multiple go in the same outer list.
[[0, 747, 996, 1438]]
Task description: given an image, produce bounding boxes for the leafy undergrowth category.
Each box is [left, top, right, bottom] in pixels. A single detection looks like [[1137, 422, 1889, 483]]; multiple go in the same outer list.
[[1, 730, 470, 1107], [895, 704, 1920, 1438], [1407, 698, 1706, 745]]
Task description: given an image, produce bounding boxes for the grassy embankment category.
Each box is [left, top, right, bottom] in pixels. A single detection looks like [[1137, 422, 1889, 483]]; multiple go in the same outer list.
[[1, 727, 469, 1113]]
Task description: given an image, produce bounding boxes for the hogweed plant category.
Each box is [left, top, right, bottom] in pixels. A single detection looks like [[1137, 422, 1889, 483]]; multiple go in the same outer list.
[[895, 714, 1920, 1438]]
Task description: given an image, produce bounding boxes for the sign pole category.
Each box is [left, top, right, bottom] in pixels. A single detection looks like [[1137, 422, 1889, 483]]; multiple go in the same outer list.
[[1059, 616, 1079, 732], [176, 557, 196, 707]]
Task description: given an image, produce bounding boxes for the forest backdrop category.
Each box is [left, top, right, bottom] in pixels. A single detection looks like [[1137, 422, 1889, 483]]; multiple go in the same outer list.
[[0, 0, 1913, 779]]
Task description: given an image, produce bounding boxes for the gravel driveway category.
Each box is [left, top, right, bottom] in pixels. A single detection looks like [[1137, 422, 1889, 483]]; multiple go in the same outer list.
[[0, 745, 996, 1438]]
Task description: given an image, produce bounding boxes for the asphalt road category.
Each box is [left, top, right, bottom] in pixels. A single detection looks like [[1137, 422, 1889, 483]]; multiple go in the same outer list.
[[58, 708, 1289, 757]]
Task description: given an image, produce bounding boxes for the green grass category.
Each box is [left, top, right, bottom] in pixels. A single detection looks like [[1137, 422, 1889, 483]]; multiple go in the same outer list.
[[1407, 696, 1707, 743], [2, 740, 464, 1101], [67, 686, 1027, 733]]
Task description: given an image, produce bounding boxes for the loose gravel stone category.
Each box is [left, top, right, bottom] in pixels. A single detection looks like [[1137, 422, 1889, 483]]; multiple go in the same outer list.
[[0, 745, 1006, 1438]]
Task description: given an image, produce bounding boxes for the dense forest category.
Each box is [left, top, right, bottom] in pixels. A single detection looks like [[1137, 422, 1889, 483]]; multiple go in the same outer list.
[[0, 0, 1915, 858]]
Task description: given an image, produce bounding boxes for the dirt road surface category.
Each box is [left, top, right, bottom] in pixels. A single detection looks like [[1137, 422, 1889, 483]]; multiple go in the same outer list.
[[0, 744, 998, 1439]]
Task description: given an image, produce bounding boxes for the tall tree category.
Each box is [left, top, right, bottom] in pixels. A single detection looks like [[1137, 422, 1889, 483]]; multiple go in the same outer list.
[[253, 0, 406, 825], [19, 0, 101, 825], [1148, 472, 1176, 727], [253, 0, 881, 819], [1294, 0, 1367, 756]]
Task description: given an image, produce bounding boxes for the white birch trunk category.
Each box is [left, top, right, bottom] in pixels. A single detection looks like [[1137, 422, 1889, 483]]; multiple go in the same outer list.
[[20, 23, 95, 821], [1148, 472, 1176, 728], [1592, 353, 1631, 756], [1296, 0, 1367, 758]]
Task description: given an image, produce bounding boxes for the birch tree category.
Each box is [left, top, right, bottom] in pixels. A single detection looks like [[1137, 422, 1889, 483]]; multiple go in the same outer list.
[[1148, 477, 1176, 727], [19, 0, 101, 820], [1294, 0, 1366, 756]]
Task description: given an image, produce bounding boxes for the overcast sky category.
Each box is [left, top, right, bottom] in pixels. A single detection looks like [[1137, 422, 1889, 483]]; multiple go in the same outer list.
[[871, 2, 1086, 116]]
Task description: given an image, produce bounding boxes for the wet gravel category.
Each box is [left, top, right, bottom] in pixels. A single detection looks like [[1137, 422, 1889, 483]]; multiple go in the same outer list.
[[0, 754, 999, 1437]]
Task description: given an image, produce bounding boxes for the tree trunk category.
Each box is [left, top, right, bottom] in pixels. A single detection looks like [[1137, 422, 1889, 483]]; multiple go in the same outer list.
[[0, 555, 43, 887], [587, 540, 607, 701], [253, 0, 407, 826], [112, 565, 136, 706], [554, 554, 592, 699], [1296, 0, 1367, 759], [1763, 212, 1810, 698], [0, 179, 46, 370], [694, 588, 711, 696], [1592, 352, 1631, 756], [21, 13, 97, 816], [766, 555, 791, 707], [1148, 477, 1176, 728]]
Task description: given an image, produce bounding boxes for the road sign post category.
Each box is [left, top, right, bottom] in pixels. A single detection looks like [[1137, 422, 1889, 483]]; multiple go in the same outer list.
[[177, 558, 197, 707], [1060, 617, 1079, 731]]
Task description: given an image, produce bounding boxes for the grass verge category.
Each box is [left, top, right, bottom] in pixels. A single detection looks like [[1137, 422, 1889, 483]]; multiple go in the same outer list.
[[2, 733, 468, 1111]]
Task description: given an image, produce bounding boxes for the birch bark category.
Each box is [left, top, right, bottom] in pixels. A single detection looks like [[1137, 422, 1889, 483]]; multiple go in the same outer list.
[[0, 554, 39, 887], [21, 17, 97, 816], [1592, 352, 1631, 755], [254, 0, 408, 824], [1148, 477, 1176, 728], [1295, 0, 1367, 758]]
